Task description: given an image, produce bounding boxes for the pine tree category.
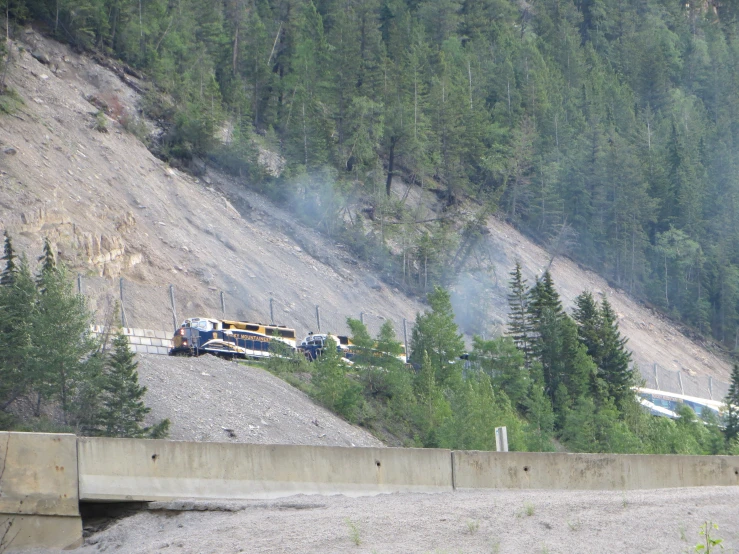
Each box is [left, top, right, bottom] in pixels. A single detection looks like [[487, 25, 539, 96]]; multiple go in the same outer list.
[[312, 337, 362, 421], [0, 255, 36, 411], [92, 331, 170, 438], [30, 263, 98, 422], [413, 351, 451, 447], [598, 298, 634, 408], [724, 364, 739, 446], [0, 231, 17, 286], [506, 261, 532, 364], [523, 382, 555, 452], [573, 291, 600, 358], [410, 286, 465, 387]]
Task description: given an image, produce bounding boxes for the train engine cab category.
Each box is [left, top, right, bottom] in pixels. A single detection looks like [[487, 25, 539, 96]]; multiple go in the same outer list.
[[170, 317, 297, 359], [171, 318, 222, 355]]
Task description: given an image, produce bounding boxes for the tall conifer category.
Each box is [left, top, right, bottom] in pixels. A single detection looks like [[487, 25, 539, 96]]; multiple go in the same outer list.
[[1, 231, 17, 286], [507, 261, 532, 364], [93, 331, 170, 438], [724, 364, 739, 446]]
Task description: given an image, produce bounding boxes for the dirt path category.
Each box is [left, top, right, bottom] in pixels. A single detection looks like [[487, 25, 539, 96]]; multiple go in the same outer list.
[[35, 487, 739, 553]]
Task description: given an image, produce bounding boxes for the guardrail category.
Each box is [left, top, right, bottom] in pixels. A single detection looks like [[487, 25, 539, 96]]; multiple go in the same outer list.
[[2, 432, 739, 551]]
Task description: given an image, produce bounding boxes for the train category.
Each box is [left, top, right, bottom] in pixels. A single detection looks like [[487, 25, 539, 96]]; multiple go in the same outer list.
[[169, 317, 297, 358], [169, 317, 406, 363], [170, 317, 727, 424], [634, 387, 725, 420]]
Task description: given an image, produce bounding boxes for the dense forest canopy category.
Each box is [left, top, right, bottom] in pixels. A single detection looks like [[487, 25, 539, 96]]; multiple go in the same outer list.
[[4, 0, 739, 350]]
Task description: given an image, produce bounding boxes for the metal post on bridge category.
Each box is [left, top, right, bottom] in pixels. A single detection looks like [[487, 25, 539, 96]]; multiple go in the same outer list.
[[169, 284, 178, 332], [119, 277, 128, 328]]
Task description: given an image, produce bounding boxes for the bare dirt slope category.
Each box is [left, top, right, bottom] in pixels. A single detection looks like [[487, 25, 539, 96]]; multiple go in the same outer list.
[[35, 487, 739, 554], [136, 354, 382, 447], [0, 31, 424, 341], [0, 30, 731, 393]]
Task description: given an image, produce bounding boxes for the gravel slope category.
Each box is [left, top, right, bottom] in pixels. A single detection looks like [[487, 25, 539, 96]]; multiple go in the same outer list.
[[136, 354, 383, 448], [36, 487, 739, 553]]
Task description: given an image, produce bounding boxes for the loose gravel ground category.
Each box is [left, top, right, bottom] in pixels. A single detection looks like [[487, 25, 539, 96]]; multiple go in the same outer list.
[[137, 354, 383, 448], [37, 487, 739, 553]]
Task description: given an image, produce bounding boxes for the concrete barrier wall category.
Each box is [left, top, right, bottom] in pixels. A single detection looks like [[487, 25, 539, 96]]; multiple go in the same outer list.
[[78, 438, 453, 501], [0, 432, 82, 551], [90, 325, 172, 355], [452, 450, 739, 490]]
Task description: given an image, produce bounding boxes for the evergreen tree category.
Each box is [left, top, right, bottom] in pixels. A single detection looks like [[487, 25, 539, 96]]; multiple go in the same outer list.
[[471, 335, 529, 408], [597, 298, 634, 407], [312, 337, 362, 421], [0, 255, 36, 411], [573, 291, 600, 358], [413, 351, 451, 447], [506, 261, 532, 364], [724, 364, 739, 446], [523, 383, 555, 452], [410, 286, 465, 387], [90, 330, 169, 438], [1, 231, 17, 286], [30, 263, 99, 423]]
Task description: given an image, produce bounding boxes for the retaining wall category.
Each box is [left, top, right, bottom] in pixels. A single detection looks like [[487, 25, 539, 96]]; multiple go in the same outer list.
[[0, 432, 82, 552], [452, 450, 739, 490], [77, 438, 454, 501], [90, 325, 173, 355]]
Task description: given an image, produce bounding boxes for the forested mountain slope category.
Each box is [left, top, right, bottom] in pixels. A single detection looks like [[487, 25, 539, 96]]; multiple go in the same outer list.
[[3, 0, 738, 352], [0, 29, 731, 386]]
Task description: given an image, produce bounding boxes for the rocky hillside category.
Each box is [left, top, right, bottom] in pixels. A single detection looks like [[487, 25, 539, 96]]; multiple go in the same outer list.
[[0, 30, 731, 391], [136, 354, 382, 447]]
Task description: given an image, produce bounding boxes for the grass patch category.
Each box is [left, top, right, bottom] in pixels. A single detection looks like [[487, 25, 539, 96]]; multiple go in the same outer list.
[[345, 518, 361, 546], [0, 87, 24, 114]]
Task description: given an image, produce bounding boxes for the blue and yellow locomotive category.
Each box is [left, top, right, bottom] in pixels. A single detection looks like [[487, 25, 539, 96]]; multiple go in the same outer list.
[[170, 317, 297, 359]]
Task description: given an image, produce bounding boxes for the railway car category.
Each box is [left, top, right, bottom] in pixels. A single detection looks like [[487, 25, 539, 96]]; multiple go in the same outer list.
[[298, 332, 407, 364], [170, 317, 297, 359], [298, 332, 353, 361], [634, 387, 725, 420]]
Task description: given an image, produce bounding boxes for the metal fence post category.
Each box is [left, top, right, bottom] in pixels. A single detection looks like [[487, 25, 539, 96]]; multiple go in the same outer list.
[[169, 284, 178, 332], [270, 297, 275, 324], [677, 371, 684, 395], [360, 312, 364, 325], [77, 273, 82, 295], [709, 376, 713, 400], [403, 318, 408, 362], [119, 277, 128, 328], [654, 363, 659, 390], [315, 305, 321, 332], [220, 291, 226, 319]]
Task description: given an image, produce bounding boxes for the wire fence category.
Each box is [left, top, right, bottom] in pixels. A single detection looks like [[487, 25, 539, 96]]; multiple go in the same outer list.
[[77, 275, 413, 354], [638, 363, 730, 403], [77, 274, 730, 403]]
